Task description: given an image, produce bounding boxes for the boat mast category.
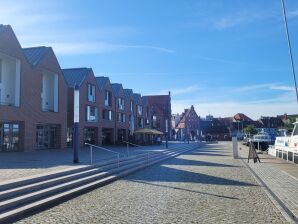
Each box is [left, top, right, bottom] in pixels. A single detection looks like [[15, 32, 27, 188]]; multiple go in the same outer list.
[[280, 0, 298, 104]]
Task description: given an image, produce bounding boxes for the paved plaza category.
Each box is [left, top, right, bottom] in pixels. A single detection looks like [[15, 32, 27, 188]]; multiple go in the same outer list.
[[0, 142, 185, 183], [16, 142, 291, 223]]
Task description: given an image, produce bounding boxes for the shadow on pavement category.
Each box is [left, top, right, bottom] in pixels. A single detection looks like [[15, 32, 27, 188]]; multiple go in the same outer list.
[[128, 179, 240, 200], [162, 157, 239, 168], [126, 161, 256, 187]]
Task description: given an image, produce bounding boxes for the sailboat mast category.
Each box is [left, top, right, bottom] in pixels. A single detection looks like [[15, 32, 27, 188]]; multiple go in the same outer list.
[[280, 0, 298, 104]]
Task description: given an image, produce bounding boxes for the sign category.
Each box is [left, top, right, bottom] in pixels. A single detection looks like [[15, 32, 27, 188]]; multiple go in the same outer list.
[[232, 137, 238, 159]]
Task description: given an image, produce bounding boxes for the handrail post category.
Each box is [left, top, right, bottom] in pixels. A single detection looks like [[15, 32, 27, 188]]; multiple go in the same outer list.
[[90, 145, 93, 165]]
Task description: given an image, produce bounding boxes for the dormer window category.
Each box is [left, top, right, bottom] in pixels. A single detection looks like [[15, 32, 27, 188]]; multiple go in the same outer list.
[[87, 84, 96, 102], [137, 105, 142, 116]]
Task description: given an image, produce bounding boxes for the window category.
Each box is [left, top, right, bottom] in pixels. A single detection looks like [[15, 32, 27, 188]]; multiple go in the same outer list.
[[87, 84, 96, 102], [152, 115, 157, 128], [104, 91, 112, 107], [103, 109, 114, 121], [118, 98, 125, 110], [118, 113, 126, 123], [137, 105, 142, 116], [138, 118, 144, 128], [86, 106, 98, 122], [130, 100, 133, 112]]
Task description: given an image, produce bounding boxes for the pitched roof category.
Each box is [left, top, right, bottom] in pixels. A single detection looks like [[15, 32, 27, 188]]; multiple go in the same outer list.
[[233, 113, 252, 122], [111, 83, 123, 97], [22, 46, 50, 66], [124, 89, 133, 99], [142, 96, 149, 106], [0, 24, 6, 34], [96, 76, 110, 90], [62, 68, 91, 88], [133, 93, 142, 104]]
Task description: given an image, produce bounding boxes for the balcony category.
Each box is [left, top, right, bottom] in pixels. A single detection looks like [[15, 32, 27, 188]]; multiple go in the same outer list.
[[0, 53, 21, 107]]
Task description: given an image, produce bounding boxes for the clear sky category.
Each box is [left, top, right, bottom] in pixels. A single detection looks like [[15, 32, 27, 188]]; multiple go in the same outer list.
[[1, 0, 298, 119]]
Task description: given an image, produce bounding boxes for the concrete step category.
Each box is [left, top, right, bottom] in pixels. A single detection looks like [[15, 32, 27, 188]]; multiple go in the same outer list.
[[0, 144, 200, 223], [0, 151, 162, 202]]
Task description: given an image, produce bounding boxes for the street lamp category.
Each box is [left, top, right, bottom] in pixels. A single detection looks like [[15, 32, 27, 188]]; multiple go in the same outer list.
[[73, 84, 80, 163]]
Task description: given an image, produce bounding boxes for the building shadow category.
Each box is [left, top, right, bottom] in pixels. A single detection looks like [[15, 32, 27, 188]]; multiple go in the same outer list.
[[125, 163, 256, 187], [128, 179, 240, 200]]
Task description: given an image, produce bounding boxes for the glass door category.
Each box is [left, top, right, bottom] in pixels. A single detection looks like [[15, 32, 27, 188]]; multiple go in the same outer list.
[[0, 123, 20, 151]]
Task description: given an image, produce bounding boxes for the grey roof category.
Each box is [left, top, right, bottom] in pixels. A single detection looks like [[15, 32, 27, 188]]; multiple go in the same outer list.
[[0, 24, 6, 34], [62, 68, 91, 88], [142, 96, 149, 106], [133, 93, 142, 104], [96, 76, 110, 90], [111, 83, 123, 97], [22, 46, 50, 66], [124, 89, 133, 99]]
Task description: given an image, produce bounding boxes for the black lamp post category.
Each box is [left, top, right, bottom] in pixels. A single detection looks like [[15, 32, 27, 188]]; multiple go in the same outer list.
[[73, 84, 80, 163]]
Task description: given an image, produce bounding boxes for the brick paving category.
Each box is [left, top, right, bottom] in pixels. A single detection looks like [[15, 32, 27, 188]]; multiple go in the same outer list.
[[16, 142, 288, 224], [238, 143, 298, 222]]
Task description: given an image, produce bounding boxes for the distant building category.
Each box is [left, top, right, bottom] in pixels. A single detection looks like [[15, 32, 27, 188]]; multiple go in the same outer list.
[[176, 105, 200, 141]]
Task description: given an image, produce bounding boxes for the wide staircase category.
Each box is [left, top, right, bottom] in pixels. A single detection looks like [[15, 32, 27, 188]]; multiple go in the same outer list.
[[0, 143, 201, 223]]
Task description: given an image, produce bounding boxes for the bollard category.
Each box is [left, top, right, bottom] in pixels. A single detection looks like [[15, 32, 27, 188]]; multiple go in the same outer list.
[[232, 137, 239, 159]]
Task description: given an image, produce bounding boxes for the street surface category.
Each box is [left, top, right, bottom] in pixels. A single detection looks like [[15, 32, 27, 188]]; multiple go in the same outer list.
[[17, 142, 288, 223]]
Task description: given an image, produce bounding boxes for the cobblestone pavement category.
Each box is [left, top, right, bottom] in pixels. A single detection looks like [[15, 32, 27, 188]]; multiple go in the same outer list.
[[17, 142, 289, 224], [238, 143, 298, 221], [0, 142, 182, 183]]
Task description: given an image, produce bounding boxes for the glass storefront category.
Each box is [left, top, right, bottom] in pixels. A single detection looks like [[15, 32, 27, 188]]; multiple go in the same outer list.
[[84, 127, 97, 145], [36, 125, 59, 149], [0, 123, 20, 151]]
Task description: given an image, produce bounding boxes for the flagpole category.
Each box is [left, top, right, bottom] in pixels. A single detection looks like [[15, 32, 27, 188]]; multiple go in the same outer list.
[[280, 0, 298, 104]]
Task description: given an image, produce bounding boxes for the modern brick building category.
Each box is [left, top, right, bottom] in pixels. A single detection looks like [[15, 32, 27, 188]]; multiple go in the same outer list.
[[146, 93, 172, 140], [62, 68, 100, 147], [0, 25, 68, 152], [0, 24, 173, 151], [96, 76, 116, 145], [111, 83, 128, 143]]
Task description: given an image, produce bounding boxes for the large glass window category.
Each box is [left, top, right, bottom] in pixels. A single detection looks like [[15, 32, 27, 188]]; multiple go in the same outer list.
[[86, 105, 98, 122], [104, 90, 112, 107], [118, 113, 126, 123], [87, 84, 96, 102], [84, 127, 97, 144], [118, 98, 125, 110], [130, 100, 133, 112], [103, 109, 114, 121], [0, 123, 20, 151], [137, 105, 142, 116], [36, 125, 59, 149]]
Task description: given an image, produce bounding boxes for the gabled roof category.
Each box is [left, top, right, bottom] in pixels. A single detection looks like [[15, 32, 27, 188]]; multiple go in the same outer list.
[[233, 113, 252, 122], [142, 96, 149, 106], [96, 76, 110, 90], [111, 83, 123, 97], [62, 68, 92, 88], [0, 24, 6, 34], [124, 89, 133, 100], [22, 46, 50, 67], [133, 93, 142, 104]]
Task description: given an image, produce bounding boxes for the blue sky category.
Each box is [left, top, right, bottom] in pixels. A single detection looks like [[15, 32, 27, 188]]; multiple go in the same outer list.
[[2, 0, 298, 119]]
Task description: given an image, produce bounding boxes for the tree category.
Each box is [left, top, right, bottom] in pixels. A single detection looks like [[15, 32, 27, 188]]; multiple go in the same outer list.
[[243, 125, 257, 135]]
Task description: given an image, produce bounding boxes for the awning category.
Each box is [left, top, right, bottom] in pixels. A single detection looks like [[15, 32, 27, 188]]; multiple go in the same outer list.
[[134, 128, 164, 135]]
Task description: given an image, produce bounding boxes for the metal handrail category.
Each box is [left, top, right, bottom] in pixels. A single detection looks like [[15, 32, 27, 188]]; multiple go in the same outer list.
[[85, 143, 121, 166]]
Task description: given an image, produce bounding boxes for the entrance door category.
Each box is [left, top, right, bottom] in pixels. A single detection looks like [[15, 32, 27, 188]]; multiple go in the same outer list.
[[36, 125, 58, 149], [0, 123, 20, 151]]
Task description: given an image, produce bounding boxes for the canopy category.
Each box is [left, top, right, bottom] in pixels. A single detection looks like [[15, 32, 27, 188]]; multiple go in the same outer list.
[[134, 128, 164, 135]]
